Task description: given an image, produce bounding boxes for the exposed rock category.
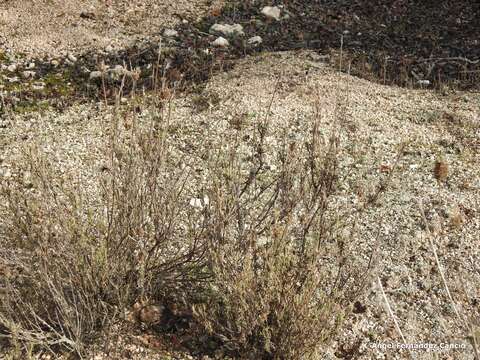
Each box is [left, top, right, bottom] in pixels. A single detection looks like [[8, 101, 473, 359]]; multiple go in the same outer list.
[[308, 52, 330, 62], [51, 59, 59, 67], [261, 6, 281, 21], [247, 36, 263, 46], [163, 29, 179, 38], [22, 71, 36, 79], [189, 196, 210, 209], [67, 53, 77, 63], [6, 64, 17, 72], [209, 23, 244, 38], [89, 71, 103, 80], [32, 81, 46, 90], [212, 37, 229, 48], [418, 79, 430, 86]]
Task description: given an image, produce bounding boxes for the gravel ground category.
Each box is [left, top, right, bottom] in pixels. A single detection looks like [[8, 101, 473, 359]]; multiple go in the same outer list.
[[1, 1, 479, 359], [1, 49, 479, 359], [0, 0, 223, 58]]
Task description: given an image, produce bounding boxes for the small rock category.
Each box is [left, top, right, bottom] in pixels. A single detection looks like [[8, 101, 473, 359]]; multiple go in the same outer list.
[[6, 64, 17, 72], [23, 171, 33, 188], [0, 168, 12, 179], [417, 79, 430, 86], [308, 52, 330, 62], [32, 82, 46, 90], [89, 71, 103, 80], [51, 59, 60, 67], [22, 71, 36, 79], [67, 53, 77, 63], [247, 35, 263, 45], [80, 66, 90, 74], [7, 76, 19, 83], [163, 29, 179, 38], [105, 45, 113, 52], [189, 196, 210, 209], [27, 62, 35, 69], [261, 6, 281, 21], [212, 37, 229, 47], [209, 23, 244, 38]]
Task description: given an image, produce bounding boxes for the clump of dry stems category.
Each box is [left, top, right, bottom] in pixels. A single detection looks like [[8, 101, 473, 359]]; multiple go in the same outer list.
[[0, 81, 372, 359]]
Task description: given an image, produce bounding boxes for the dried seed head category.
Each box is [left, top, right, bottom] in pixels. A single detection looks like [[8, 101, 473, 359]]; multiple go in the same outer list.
[[130, 68, 141, 82], [434, 159, 448, 181], [97, 60, 108, 72], [449, 205, 464, 228]]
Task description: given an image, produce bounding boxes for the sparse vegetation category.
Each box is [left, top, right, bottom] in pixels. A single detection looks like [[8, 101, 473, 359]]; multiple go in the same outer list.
[[1, 1, 479, 359], [0, 75, 373, 358]]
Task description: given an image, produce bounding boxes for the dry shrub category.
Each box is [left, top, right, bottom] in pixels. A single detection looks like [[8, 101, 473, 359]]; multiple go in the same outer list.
[[0, 90, 374, 358], [0, 110, 206, 356], [194, 114, 370, 359]]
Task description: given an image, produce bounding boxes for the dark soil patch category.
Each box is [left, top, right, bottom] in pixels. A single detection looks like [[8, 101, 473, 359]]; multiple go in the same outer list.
[[2, 0, 478, 117], [209, 0, 480, 90]]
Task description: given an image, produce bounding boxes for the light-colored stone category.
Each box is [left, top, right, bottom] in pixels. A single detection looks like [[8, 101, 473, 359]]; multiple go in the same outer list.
[[163, 28, 179, 38], [247, 35, 263, 45], [209, 23, 244, 38], [189, 196, 210, 209], [261, 6, 281, 21], [89, 71, 103, 80], [67, 53, 77, 62], [32, 81, 46, 90], [212, 37, 229, 47], [22, 70, 36, 79], [6, 64, 17, 72]]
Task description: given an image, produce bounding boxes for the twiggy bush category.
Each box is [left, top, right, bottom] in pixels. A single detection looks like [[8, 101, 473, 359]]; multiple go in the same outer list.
[[194, 115, 369, 359], [0, 93, 373, 358], [0, 111, 206, 356]]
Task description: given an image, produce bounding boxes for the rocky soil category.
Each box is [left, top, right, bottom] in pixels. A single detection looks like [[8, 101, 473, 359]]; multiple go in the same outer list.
[[1, 1, 479, 359]]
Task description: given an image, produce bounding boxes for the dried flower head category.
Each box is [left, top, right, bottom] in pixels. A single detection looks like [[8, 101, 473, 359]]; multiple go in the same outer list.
[[434, 159, 448, 181]]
